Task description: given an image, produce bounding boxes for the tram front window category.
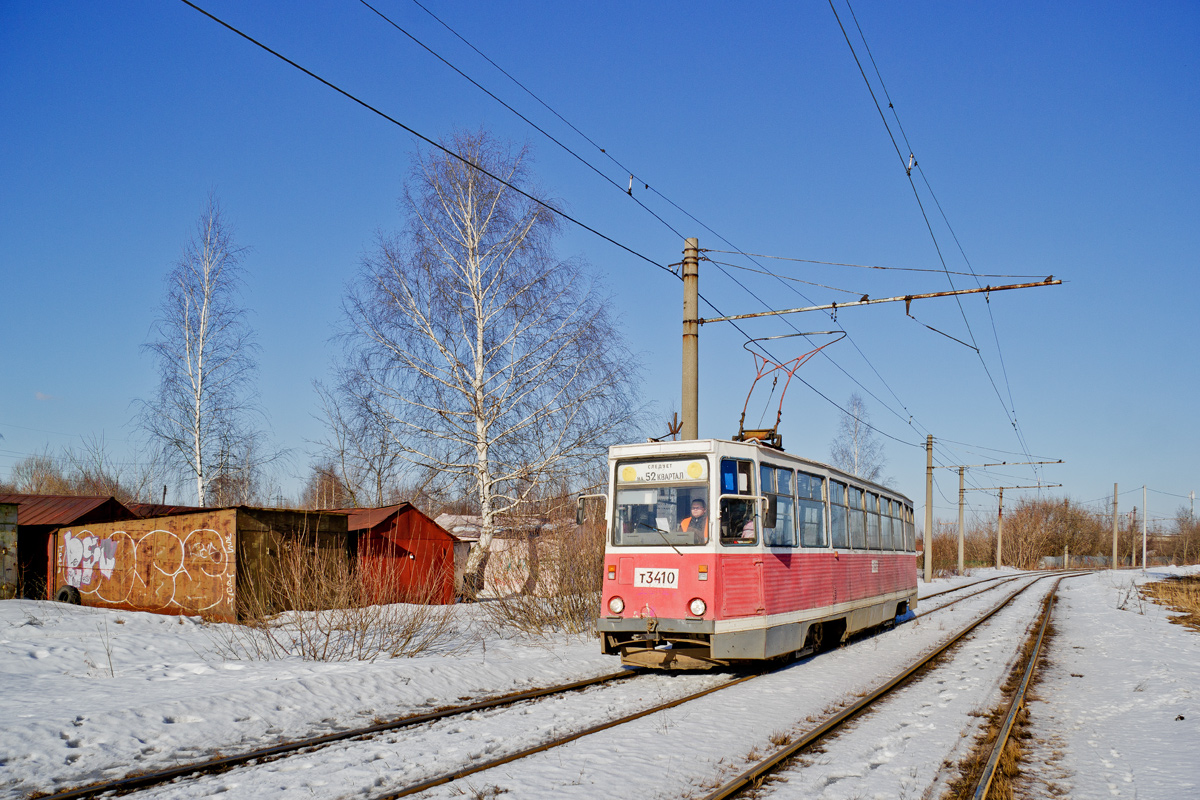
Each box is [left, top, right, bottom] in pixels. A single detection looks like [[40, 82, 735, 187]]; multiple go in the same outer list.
[[613, 485, 709, 546]]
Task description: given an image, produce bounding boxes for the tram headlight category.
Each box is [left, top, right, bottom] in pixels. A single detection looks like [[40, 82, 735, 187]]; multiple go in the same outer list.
[[608, 596, 625, 614], [689, 598, 707, 617]]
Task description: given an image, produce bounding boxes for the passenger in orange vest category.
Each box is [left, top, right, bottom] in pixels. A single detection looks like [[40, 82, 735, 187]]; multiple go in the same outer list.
[[681, 498, 708, 544]]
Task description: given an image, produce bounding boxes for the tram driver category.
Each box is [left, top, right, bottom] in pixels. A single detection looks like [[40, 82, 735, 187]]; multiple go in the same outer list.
[[680, 497, 708, 544]]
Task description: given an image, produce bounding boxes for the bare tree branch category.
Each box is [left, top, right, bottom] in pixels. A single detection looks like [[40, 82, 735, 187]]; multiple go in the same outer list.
[[137, 194, 277, 506], [829, 393, 889, 485], [329, 131, 643, 593]]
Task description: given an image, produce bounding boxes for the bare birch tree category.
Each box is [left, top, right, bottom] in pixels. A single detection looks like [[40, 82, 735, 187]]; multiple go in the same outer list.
[[139, 195, 268, 506], [336, 131, 641, 593], [829, 393, 888, 484], [313, 380, 408, 507]]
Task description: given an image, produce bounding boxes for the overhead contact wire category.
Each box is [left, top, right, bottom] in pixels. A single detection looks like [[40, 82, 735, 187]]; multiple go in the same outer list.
[[829, 0, 1039, 470], [406, 0, 931, 448], [175, 0, 674, 279], [359, 0, 688, 241]]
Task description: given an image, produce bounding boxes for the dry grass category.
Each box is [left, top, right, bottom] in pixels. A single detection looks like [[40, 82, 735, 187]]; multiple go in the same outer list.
[[940, 613, 1056, 800], [1141, 575, 1200, 631], [768, 730, 793, 748], [207, 540, 463, 662]]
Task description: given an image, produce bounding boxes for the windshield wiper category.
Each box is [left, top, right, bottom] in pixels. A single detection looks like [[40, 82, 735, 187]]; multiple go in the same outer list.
[[632, 521, 683, 556]]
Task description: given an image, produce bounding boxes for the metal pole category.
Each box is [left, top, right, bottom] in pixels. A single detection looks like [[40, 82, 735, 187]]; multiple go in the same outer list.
[[1129, 509, 1136, 567], [1112, 483, 1118, 570], [996, 487, 1005, 569], [958, 467, 965, 575], [1142, 485, 1148, 571], [681, 238, 699, 440], [924, 435, 934, 584]]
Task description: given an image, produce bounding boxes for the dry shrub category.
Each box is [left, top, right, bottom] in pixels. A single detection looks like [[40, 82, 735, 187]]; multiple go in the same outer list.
[[1142, 576, 1200, 631], [209, 539, 463, 662], [483, 516, 605, 636]]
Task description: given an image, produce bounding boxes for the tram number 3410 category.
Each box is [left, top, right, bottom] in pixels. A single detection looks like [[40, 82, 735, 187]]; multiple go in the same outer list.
[[634, 568, 679, 588]]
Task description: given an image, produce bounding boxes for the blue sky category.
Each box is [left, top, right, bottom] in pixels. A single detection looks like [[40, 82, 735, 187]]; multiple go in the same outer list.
[[1, 1, 1196, 524]]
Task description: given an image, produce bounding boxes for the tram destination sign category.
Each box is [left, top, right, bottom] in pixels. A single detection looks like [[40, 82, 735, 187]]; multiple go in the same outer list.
[[618, 459, 707, 484]]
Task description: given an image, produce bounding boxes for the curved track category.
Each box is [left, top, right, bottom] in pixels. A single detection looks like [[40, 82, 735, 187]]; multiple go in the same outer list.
[[44, 573, 1070, 800], [699, 572, 1085, 799], [37, 669, 643, 800]]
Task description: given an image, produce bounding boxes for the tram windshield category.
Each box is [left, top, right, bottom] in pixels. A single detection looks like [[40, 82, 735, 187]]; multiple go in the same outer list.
[[612, 459, 709, 546]]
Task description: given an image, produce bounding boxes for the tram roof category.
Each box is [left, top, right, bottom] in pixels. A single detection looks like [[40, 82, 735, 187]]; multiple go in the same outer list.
[[607, 438, 912, 504]]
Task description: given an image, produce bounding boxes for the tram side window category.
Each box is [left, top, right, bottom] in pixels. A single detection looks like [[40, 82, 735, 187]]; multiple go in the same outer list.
[[848, 487, 866, 549], [887, 501, 901, 550], [720, 459, 757, 545], [829, 480, 849, 548], [797, 472, 826, 547], [866, 492, 881, 549], [880, 499, 894, 551], [761, 465, 797, 547], [904, 506, 915, 551]]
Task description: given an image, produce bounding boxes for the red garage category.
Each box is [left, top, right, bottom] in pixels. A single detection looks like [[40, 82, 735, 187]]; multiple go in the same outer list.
[[346, 504, 461, 605]]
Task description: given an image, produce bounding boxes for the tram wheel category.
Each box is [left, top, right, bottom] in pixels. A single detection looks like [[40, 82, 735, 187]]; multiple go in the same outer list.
[[806, 622, 824, 652]]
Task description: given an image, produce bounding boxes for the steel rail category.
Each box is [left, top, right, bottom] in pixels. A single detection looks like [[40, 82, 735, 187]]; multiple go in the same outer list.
[[45, 573, 1082, 800], [921, 567, 1085, 603], [970, 575, 1065, 799], [699, 572, 1085, 800], [372, 670, 760, 799], [921, 574, 1013, 600], [372, 574, 1072, 799], [914, 576, 1026, 618], [36, 669, 641, 800]]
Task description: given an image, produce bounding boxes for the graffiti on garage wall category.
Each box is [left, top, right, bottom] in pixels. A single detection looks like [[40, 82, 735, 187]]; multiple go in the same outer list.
[[58, 526, 235, 615]]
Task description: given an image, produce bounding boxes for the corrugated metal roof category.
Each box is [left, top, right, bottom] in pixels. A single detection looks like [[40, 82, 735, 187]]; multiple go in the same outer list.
[[0, 493, 135, 526], [125, 502, 205, 518], [338, 504, 462, 540], [337, 503, 412, 532]]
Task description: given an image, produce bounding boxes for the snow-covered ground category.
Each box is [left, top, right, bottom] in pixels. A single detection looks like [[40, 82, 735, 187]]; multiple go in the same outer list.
[[1018, 566, 1200, 799], [1, 568, 1196, 799]]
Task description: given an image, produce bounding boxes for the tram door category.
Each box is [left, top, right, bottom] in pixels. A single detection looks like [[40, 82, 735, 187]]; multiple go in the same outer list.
[[718, 459, 765, 616]]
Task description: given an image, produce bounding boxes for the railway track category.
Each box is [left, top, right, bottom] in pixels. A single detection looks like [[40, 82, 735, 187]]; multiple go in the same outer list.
[[40, 573, 1067, 800], [699, 572, 1085, 799], [916, 574, 1024, 617], [35, 669, 646, 800], [921, 572, 1016, 600], [966, 575, 1060, 800]]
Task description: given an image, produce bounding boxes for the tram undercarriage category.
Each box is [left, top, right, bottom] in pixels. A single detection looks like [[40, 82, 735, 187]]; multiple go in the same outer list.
[[599, 596, 911, 669]]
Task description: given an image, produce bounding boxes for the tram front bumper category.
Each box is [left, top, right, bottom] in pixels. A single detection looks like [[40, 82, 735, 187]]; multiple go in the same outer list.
[[596, 617, 715, 635]]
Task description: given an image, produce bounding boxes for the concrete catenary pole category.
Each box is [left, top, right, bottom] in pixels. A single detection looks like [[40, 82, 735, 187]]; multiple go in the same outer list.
[[1130, 509, 1137, 567], [995, 487, 1005, 569], [957, 467, 965, 574], [1112, 483, 1119, 569], [1142, 485, 1148, 571], [924, 435, 934, 584], [681, 238, 699, 440]]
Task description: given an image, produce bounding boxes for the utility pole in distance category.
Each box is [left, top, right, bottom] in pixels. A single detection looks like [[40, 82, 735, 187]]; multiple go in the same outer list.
[[924, 435, 934, 584], [958, 468, 965, 574], [681, 238, 699, 440], [1142, 485, 1148, 571], [934, 458, 1062, 573], [962, 483, 1062, 569], [1112, 483, 1119, 570]]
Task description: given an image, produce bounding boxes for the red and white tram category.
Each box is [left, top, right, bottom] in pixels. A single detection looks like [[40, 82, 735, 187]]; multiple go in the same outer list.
[[595, 438, 917, 669]]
